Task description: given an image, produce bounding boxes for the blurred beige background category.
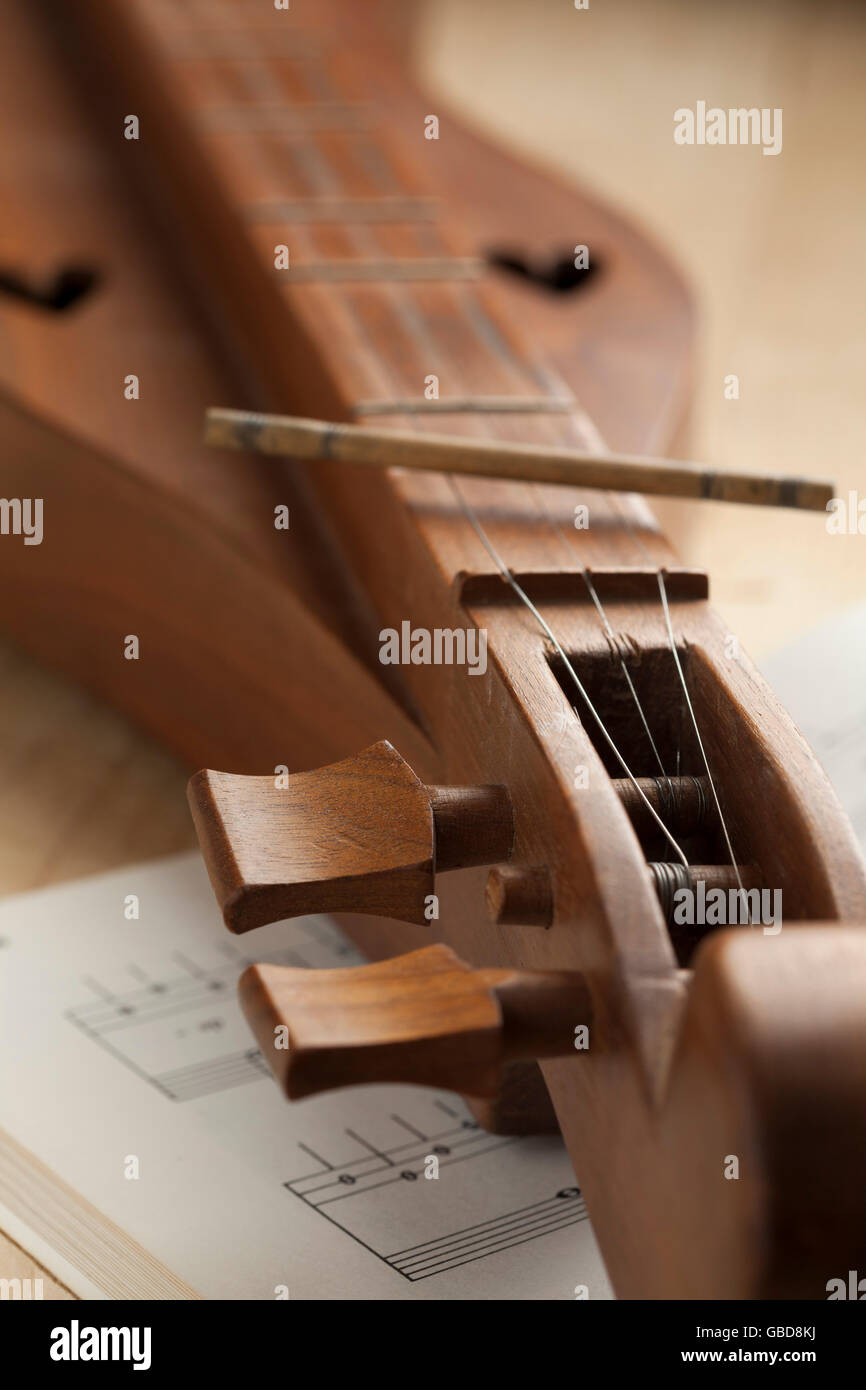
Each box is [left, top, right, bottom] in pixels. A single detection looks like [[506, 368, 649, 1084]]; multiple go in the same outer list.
[[417, 0, 866, 652]]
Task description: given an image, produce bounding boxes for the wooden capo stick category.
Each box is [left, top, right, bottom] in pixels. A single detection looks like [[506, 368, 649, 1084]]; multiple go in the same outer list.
[[205, 408, 835, 511]]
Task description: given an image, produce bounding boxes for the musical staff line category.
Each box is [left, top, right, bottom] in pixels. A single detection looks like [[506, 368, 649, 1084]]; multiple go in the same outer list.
[[64, 919, 357, 1102], [284, 1113, 588, 1281], [389, 1193, 588, 1280]]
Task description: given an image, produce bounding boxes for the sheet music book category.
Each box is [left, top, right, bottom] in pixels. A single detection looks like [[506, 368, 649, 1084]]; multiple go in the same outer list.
[[0, 853, 612, 1300]]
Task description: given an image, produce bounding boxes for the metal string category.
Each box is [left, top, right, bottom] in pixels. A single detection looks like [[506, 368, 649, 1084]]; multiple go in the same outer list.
[[603, 493, 746, 893], [656, 571, 745, 898], [528, 484, 668, 781], [447, 477, 690, 868]]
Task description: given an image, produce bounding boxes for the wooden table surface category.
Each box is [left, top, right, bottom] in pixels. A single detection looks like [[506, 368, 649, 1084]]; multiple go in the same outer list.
[[3, 0, 864, 1296]]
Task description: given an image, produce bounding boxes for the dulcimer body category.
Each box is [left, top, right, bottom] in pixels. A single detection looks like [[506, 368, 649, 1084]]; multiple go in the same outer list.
[[1, 0, 864, 1299]]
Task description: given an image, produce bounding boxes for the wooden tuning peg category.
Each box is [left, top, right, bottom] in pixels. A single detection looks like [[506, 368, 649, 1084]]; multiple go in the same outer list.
[[188, 740, 512, 932], [239, 943, 591, 1099]]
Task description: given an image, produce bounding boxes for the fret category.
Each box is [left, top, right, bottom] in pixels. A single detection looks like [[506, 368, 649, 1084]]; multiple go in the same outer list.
[[194, 104, 371, 134], [164, 31, 322, 60], [352, 398, 578, 417], [282, 259, 483, 283], [244, 196, 438, 224]]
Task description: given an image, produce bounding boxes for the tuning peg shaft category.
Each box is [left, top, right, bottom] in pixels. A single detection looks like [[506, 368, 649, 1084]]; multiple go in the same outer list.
[[239, 943, 591, 1099], [188, 741, 512, 932]]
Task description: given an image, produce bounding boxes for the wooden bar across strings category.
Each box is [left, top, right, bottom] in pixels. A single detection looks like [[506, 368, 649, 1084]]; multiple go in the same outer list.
[[205, 407, 834, 511]]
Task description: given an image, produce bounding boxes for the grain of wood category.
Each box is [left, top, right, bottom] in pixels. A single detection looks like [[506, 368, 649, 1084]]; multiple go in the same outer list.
[[2, 0, 864, 1298]]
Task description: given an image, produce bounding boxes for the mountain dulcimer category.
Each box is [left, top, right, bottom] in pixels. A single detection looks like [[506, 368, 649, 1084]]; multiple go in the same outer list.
[[2, 0, 864, 1298]]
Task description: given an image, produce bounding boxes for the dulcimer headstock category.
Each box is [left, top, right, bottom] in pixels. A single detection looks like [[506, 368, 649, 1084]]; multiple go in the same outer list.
[[188, 541, 866, 1301]]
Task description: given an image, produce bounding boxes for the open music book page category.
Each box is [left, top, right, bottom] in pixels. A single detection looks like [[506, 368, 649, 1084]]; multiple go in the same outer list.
[[0, 853, 611, 1300]]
